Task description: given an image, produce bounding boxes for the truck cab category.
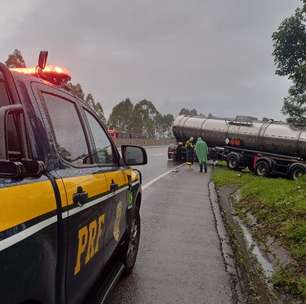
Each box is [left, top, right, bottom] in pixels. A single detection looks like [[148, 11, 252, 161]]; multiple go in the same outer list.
[[0, 54, 147, 304]]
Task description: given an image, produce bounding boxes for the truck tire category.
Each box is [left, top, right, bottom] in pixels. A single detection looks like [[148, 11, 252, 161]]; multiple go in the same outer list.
[[227, 152, 241, 171], [122, 211, 141, 275], [255, 160, 271, 177], [290, 165, 305, 181]]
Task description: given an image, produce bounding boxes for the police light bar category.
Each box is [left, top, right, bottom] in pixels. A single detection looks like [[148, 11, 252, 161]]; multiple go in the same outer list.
[[10, 51, 71, 86], [11, 65, 71, 86]]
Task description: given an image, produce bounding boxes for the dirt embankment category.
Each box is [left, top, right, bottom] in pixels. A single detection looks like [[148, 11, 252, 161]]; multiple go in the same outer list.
[[215, 185, 304, 304]]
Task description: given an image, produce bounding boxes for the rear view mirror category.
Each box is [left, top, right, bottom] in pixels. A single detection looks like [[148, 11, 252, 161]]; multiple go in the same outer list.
[[0, 160, 25, 179], [121, 145, 148, 166]]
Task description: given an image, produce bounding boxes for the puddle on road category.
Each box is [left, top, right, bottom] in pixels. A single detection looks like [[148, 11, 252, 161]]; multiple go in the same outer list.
[[236, 217, 274, 279]]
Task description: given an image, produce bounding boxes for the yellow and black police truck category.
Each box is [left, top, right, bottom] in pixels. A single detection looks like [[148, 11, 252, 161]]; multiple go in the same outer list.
[[0, 51, 147, 304]]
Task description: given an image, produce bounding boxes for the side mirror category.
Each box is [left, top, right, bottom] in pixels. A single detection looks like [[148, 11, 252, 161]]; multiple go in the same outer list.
[[0, 160, 25, 179], [0, 104, 46, 179], [0, 104, 25, 159], [21, 160, 46, 178], [121, 145, 148, 166]]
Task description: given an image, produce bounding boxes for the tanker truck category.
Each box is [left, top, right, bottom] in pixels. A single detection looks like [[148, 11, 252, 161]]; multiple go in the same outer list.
[[168, 115, 306, 180]]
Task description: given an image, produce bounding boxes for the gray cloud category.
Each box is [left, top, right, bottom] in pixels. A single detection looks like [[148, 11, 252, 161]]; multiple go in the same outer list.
[[1, 0, 300, 120]]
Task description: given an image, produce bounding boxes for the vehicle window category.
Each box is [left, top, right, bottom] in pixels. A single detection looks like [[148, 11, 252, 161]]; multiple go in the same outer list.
[[43, 93, 90, 165], [84, 110, 116, 165], [0, 81, 10, 107]]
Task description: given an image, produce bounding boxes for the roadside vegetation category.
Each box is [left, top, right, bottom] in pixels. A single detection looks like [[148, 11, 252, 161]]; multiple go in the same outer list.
[[213, 163, 306, 298]]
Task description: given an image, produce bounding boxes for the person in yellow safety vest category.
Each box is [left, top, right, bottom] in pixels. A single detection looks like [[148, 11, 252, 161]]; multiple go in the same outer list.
[[185, 137, 194, 165]]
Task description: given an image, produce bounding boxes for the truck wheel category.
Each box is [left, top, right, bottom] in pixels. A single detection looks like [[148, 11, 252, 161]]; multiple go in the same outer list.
[[255, 161, 270, 177], [227, 153, 241, 171], [290, 166, 305, 181], [122, 211, 141, 275]]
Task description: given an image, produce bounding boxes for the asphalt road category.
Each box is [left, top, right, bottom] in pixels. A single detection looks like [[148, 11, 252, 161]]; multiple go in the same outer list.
[[106, 146, 233, 304], [137, 146, 177, 184]]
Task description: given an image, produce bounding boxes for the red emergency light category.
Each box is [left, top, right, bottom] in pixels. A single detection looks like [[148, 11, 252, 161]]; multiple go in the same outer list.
[[10, 51, 71, 86]]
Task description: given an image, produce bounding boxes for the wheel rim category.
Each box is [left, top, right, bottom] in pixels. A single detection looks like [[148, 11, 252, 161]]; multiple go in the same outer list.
[[126, 217, 140, 265], [257, 164, 267, 176], [293, 169, 304, 180], [229, 158, 237, 169]]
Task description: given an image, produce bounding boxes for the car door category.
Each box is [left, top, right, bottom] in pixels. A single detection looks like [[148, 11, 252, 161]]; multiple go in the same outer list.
[[83, 109, 130, 263], [36, 87, 128, 304]]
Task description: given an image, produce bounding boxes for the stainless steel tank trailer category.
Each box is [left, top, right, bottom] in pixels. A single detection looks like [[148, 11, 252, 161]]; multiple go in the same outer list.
[[168, 115, 306, 180]]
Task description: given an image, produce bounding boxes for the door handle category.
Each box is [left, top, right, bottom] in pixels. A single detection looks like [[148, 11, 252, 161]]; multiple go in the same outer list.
[[110, 180, 119, 192], [73, 186, 88, 207]]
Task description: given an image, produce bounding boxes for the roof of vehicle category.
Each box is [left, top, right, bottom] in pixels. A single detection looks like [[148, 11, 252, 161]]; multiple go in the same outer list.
[[9, 68, 88, 107]]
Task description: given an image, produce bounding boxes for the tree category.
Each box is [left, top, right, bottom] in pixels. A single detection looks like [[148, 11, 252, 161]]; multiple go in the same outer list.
[[85, 93, 95, 109], [67, 83, 106, 124], [190, 109, 198, 116], [158, 113, 174, 138], [179, 108, 198, 116], [93, 101, 106, 124], [85, 94, 106, 124], [5, 49, 26, 68], [109, 98, 174, 138], [272, 1, 306, 125], [131, 100, 160, 138], [66, 82, 85, 100], [108, 98, 134, 131], [179, 108, 191, 115]]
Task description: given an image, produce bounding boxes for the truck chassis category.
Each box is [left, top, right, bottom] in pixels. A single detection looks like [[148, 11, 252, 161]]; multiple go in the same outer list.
[[168, 144, 306, 180]]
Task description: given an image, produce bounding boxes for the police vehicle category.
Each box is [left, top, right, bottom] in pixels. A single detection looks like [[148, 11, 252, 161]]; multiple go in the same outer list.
[[0, 51, 147, 304]]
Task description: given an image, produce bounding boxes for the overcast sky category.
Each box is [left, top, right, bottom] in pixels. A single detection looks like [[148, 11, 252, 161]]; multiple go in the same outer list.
[[0, 0, 301, 120]]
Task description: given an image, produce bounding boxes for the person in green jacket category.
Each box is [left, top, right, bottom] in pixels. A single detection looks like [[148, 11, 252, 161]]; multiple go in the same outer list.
[[195, 137, 208, 173]]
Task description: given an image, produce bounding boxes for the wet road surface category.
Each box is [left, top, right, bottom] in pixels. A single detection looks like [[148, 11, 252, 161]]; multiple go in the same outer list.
[[138, 146, 176, 184], [107, 151, 232, 304]]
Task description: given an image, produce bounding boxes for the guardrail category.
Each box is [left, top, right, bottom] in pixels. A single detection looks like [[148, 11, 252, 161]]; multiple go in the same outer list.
[[114, 138, 175, 146]]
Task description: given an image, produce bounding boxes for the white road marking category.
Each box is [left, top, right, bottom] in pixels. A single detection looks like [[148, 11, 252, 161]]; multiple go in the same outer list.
[[142, 163, 185, 191]]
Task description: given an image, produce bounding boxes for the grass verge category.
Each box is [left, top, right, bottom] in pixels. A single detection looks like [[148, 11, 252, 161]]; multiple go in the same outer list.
[[212, 163, 306, 298]]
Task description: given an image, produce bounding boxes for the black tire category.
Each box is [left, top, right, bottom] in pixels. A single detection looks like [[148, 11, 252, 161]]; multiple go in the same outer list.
[[227, 153, 241, 171], [290, 166, 305, 181], [255, 160, 271, 177], [122, 211, 141, 275]]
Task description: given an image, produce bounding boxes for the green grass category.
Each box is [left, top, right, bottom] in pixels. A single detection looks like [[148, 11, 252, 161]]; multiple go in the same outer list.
[[213, 163, 306, 298]]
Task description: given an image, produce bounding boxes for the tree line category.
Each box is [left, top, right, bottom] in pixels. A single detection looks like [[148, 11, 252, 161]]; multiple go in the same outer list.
[[108, 98, 174, 138]]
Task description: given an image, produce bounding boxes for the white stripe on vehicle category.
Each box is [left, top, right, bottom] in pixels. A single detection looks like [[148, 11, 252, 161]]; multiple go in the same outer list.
[[0, 215, 58, 252]]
